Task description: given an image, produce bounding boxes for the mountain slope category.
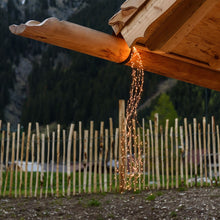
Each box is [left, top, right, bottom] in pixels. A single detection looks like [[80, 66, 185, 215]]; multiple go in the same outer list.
[[1, 0, 88, 124]]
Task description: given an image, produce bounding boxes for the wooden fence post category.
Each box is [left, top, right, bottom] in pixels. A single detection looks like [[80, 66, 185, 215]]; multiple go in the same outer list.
[[15, 124, 20, 198], [9, 132, 15, 197], [62, 130, 66, 196], [93, 130, 98, 193], [50, 132, 55, 196], [19, 132, 25, 197], [203, 117, 208, 186], [198, 123, 203, 186], [35, 122, 40, 197], [211, 116, 217, 185], [207, 124, 212, 186], [170, 127, 174, 189], [40, 134, 45, 198], [119, 100, 125, 193], [180, 126, 184, 187], [160, 126, 164, 189], [67, 124, 74, 196], [193, 118, 198, 186], [142, 119, 146, 190], [137, 127, 141, 191], [25, 123, 31, 198], [56, 124, 60, 197], [104, 129, 109, 192], [165, 119, 169, 190], [78, 121, 82, 194], [73, 131, 77, 195], [189, 124, 193, 187], [99, 122, 104, 192], [83, 130, 89, 193], [45, 125, 50, 198], [149, 120, 155, 189], [109, 118, 114, 192], [124, 122, 128, 188], [88, 121, 94, 193], [175, 118, 179, 188], [30, 134, 35, 197], [147, 129, 150, 189], [154, 113, 160, 189], [132, 119, 137, 191], [216, 125, 220, 184], [114, 128, 119, 192], [184, 118, 189, 187]]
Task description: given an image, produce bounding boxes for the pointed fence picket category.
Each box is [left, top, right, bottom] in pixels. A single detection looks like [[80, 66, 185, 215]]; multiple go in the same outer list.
[[73, 131, 77, 195], [30, 133, 35, 197], [88, 121, 94, 194], [45, 125, 50, 198]]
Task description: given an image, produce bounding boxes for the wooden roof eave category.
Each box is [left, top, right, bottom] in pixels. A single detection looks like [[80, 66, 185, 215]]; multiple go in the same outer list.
[[9, 12, 220, 91], [109, 0, 148, 35], [108, 0, 220, 91], [109, 0, 220, 69]]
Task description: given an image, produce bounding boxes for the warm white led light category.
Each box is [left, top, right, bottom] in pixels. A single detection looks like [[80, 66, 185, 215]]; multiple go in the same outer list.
[[119, 47, 145, 191]]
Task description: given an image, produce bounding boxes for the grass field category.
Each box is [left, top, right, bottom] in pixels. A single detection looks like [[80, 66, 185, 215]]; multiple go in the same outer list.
[[0, 169, 216, 197]]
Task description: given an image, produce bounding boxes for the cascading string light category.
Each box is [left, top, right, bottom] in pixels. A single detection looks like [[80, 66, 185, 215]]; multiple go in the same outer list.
[[120, 46, 145, 191]]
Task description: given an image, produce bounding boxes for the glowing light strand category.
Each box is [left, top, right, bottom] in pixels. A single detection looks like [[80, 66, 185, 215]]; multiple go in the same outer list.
[[120, 47, 145, 191]]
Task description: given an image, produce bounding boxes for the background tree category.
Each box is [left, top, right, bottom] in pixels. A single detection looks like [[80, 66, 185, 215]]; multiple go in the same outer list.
[[149, 93, 178, 127]]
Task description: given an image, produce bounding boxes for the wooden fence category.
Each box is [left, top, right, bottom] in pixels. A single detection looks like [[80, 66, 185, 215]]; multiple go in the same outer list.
[[0, 100, 220, 198]]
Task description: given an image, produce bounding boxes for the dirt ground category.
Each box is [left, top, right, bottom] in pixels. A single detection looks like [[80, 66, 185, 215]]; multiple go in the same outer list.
[[0, 187, 220, 219]]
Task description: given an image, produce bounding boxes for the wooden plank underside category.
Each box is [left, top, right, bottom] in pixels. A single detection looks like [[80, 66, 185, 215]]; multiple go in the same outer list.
[[170, 1, 220, 69], [139, 0, 206, 49], [161, 0, 219, 52], [129, 46, 220, 91]]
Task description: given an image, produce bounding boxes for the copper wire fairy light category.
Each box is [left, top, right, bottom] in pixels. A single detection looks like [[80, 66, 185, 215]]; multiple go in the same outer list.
[[120, 47, 145, 191]]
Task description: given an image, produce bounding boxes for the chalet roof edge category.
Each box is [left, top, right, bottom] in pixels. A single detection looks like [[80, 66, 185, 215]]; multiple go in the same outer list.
[[108, 0, 148, 35]]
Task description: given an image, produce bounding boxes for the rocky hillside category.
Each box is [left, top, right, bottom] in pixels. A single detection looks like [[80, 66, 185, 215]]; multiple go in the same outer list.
[[1, 0, 86, 20], [1, 0, 88, 125]]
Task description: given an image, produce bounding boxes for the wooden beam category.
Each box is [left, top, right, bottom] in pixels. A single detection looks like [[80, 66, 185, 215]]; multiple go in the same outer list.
[[9, 17, 220, 91], [167, 1, 220, 69], [129, 46, 220, 91], [9, 17, 131, 64]]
